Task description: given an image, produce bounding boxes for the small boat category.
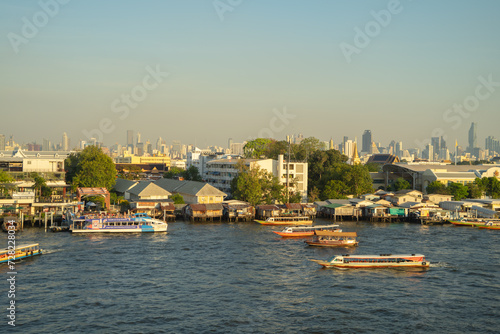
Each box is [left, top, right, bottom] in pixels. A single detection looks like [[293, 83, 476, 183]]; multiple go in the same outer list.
[[449, 218, 489, 227], [255, 216, 313, 226], [0, 243, 43, 263], [70, 213, 168, 233], [310, 254, 430, 269], [273, 224, 340, 237], [478, 221, 500, 230], [305, 231, 358, 247]]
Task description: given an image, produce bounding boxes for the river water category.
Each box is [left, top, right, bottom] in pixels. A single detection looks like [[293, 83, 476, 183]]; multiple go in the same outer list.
[[2, 219, 500, 333]]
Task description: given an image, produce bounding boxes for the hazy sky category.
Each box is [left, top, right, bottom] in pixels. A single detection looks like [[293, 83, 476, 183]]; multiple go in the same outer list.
[[1, 0, 500, 150]]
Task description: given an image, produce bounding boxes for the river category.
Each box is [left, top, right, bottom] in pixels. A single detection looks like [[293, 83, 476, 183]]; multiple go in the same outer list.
[[2, 219, 500, 333]]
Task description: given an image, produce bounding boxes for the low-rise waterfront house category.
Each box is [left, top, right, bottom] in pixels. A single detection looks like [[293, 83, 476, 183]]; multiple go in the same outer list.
[[424, 194, 453, 204], [155, 178, 226, 204], [255, 205, 281, 219], [222, 200, 255, 222]]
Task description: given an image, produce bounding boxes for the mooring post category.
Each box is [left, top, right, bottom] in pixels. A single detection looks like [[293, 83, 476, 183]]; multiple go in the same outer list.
[[44, 213, 47, 232]]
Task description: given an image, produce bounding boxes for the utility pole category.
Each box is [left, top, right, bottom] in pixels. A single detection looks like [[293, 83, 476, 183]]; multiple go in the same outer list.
[[286, 136, 290, 204]]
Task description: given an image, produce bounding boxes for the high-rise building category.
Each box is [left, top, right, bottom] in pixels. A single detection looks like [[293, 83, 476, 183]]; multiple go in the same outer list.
[[362, 130, 372, 153], [486, 136, 500, 155], [431, 137, 441, 156], [42, 138, 50, 151], [468, 122, 477, 152], [137, 132, 142, 145], [127, 130, 134, 148], [228, 138, 233, 150], [0, 134, 5, 151], [62, 132, 69, 151]]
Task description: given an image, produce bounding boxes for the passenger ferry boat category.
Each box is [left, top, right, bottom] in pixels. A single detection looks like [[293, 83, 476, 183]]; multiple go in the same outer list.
[[70, 213, 168, 233], [0, 243, 42, 263], [305, 231, 358, 247], [255, 216, 313, 226], [273, 224, 340, 237], [310, 254, 430, 269]]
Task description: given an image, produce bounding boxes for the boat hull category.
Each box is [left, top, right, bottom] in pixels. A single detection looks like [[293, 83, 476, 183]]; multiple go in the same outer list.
[[273, 231, 314, 237], [306, 241, 358, 247], [478, 225, 500, 230]]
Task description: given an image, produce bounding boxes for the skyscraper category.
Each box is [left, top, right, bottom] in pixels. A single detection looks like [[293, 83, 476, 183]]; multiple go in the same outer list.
[[127, 130, 134, 148], [468, 122, 477, 152], [362, 130, 372, 153], [62, 132, 69, 151], [228, 138, 233, 150], [0, 134, 5, 151]]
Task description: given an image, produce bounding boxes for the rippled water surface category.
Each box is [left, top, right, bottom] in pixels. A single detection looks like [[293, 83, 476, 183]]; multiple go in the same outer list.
[[2, 219, 500, 333]]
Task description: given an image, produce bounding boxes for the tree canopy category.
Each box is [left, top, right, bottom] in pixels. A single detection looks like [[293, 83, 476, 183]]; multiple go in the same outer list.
[[164, 166, 202, 181], [307, 149, 372, 200], [391, 178, 411, 191], [65, 146, 117, 191], [426, 181, 449, 195], [230, 161, 299, 206], [171, 193, 185, 204]]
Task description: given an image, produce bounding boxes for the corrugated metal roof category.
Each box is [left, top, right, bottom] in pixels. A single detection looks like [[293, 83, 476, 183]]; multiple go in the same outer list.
[[155, 178, 227, 197], [189, 204, 206, 211], [256, 205, 280, 210], [322, 203, 347, 209], [127, 182, 171, 197], [285, 203, 302, 210], [205, 203, 223, 210], [113, 178, 138, 193]]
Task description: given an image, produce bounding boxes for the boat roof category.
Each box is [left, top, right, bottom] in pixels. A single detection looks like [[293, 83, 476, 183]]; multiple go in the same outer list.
[[284, 225, 338, 230], [1, 243, 39, 252], [335, 254, 425, 259], [315, 231, 357, 237]]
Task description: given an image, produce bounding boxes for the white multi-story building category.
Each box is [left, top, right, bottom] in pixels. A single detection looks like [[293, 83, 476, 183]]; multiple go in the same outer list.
[[205, 154, 308, 202]]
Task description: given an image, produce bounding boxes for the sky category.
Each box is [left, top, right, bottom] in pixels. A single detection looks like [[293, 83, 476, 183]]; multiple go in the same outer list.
[[1, 0, 500, 151]]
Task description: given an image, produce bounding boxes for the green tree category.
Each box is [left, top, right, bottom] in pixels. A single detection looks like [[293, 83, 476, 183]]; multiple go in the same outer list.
[[266, 140, 289, 159], [65, 146, 117, 190], [243, 138, 272, 158], [467, 180, 484, 199], [230, 161, 286, 206], [477, 177, 500, 198], [171, 193, 185, 204], [163, 167, 185, 179], [342, 164, 374, 196], [426, 181, 449, 195], [321, 180, 348, 200], [448, 182, 469, 201], [308, 186, 320, 203], [0, 171, 14, 183], [0, 171, 15, 198], [295, 137, 323, 161], [392, 177, 411, 191], [184, 166, 202, 181], [365, 163, 380, 172]]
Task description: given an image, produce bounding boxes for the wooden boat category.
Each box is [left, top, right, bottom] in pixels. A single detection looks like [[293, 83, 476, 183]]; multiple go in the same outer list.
[[0, 243, 42, 263], [305, 231, 358, 247], [449, 218, 488, 227], [273, 224, 340, 237], [70, 213, 168, 233], [310, 254, 430, 269], [478, 221, 500, 230], [255, 216, 313, 226]]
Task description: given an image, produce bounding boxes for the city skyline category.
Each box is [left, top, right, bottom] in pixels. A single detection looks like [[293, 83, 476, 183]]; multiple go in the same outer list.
[[1, 1, 500, 149]]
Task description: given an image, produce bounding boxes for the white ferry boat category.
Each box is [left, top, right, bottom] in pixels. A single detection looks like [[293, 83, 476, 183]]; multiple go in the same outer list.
[[255, 216, 313, 226], [311, 254, 430, 269], [70, 213, 168, 233], [273, 224, 340, 237]]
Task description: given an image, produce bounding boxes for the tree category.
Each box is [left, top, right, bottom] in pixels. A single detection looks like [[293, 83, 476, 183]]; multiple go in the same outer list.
[[365, 163, 380, 172], [243, 138, 272, 158], [0, 171, 15, 198], [31, 173, 52, 200], [65, 146, 117, 190], [171, 193, 185, 204], [392, 178, 411, 191], [230, 161, 286, 206], [0, 171, 14, 183], [321, 180, 348, 200], [164, 167, 185, 179], [295, 137, 323, 161], [426, 181, 449, 195], [342, 164, 374, 196], [448, 182, 469, 201], [467, 180, 484, 199], [308, 187, 320, 203], [477, 177, 500, 198], [184, 166, 202, 181]]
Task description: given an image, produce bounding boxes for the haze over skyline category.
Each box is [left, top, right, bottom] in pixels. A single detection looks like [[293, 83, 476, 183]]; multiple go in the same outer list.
[[1, 0, 500, 150]]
